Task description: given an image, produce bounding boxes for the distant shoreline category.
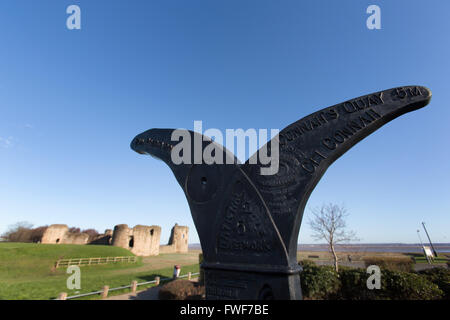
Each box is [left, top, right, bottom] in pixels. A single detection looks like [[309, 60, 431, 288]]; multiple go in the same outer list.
[[298, 244, 450, 253], [188, 243, 450, 253]]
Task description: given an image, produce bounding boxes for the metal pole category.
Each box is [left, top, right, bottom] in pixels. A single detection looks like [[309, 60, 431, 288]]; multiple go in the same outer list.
[[417, 230, 424, 246], [422, 222, 438, 257]]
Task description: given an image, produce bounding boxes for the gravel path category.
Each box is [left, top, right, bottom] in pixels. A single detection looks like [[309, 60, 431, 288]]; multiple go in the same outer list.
[[105, 286, 161, 300]]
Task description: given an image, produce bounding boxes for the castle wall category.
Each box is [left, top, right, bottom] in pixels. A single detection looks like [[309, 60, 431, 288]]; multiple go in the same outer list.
[[147, 226, 161, 255], [129, 225, 161, 256], [89, 229, 113, 245], [62, 232, 89, 244], [159, 244, 176, 254], [41, 224, 69, 244], [111, 224, 161, 256]]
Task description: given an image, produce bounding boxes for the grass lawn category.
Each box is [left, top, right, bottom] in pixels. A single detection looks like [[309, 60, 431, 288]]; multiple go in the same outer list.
[[411, 255, 449, 264], [297, 250, 450, 265], [0, 242, 200, 300]]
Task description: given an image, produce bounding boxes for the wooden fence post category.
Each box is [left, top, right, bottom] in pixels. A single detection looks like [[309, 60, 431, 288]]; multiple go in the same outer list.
[[131, 280, 138, 294], [57, 292, 67, 300], [101, 285, 109, 299], [188, 272, 192, 280], [155, 276, 160, 286]]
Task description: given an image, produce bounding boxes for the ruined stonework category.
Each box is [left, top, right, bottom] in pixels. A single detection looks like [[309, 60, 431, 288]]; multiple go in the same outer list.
[[131, 225, 162, 256], [111, 224, 130, 248], [90, 229, 113, 245], [63, 232, 89, 244], [159, 223, 189, 254], [41, 224, 89, 244], [38, 223, 187, 257], [111, 224, 162, 256], [41, 224, 69, 244]]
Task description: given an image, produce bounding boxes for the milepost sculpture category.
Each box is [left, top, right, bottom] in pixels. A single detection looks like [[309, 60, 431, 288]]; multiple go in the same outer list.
[[131, 86, 432, 300]]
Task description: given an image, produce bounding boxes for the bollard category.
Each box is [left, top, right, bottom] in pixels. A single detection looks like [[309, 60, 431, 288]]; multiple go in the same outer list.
[[173, 265, 181, 279], [188, 272, 192, 280], [101, 285, 109, 299], [155, 276, 160, 286], [131, 280, 138, 294], [57, 292, 67, 300]]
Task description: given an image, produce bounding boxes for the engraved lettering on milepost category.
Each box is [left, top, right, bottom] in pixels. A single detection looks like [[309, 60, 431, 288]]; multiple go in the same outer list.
[[217, 181, 274, 254]]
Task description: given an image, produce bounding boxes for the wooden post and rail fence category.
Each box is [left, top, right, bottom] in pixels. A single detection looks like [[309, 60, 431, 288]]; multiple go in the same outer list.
[[55, 256, 138, 268], [56, 265, 199, 300]]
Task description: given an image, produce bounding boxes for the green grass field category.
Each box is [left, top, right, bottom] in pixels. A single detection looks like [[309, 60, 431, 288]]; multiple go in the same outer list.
[[411, 255, 449, 264], [297, 250, 450, 265], [0, 242, 200, 300]]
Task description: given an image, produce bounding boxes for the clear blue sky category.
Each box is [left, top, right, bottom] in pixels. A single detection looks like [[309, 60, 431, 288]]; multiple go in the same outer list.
[[0, 1, 449, 244]]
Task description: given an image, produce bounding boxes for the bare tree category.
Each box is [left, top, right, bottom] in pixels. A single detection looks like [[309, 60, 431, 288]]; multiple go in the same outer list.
[[68, 227, 81, 233], [1, 221, 34, 242], [30, 226, 48, 243], [82, 229, 99, 242], [308, 203, 358, 272]]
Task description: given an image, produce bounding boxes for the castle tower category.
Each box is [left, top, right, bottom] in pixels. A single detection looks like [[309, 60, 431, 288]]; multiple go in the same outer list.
[[111, 224, 130, 249], [160, 223, 189, 253], [111, 224, 161, 256], [41, 224, 69, 244], [129, 225, 161, 256], [170, 223, 189, 253]]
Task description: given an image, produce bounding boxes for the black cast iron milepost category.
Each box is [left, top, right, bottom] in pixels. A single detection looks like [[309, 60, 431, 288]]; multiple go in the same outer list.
[[131, 86, 432, 300]]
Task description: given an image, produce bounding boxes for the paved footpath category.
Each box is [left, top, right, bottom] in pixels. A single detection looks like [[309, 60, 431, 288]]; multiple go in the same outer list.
[[105, 286, 161, 300], [105, 278, 199, 300]]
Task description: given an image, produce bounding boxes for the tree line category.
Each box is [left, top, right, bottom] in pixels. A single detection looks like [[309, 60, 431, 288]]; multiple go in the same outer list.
[[0, 221, 99, 243]]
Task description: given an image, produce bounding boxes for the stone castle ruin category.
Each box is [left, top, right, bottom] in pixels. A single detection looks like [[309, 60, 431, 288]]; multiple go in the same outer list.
[[40, 223, 188, 256], [111, 224, 161, 256], [41, 224, 91, 245], [159, 223, 189, 254]]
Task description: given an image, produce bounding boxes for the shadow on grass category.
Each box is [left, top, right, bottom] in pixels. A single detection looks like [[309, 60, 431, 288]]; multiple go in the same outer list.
[[137, 273, 167, 282], [129, 286, 161, 300]]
